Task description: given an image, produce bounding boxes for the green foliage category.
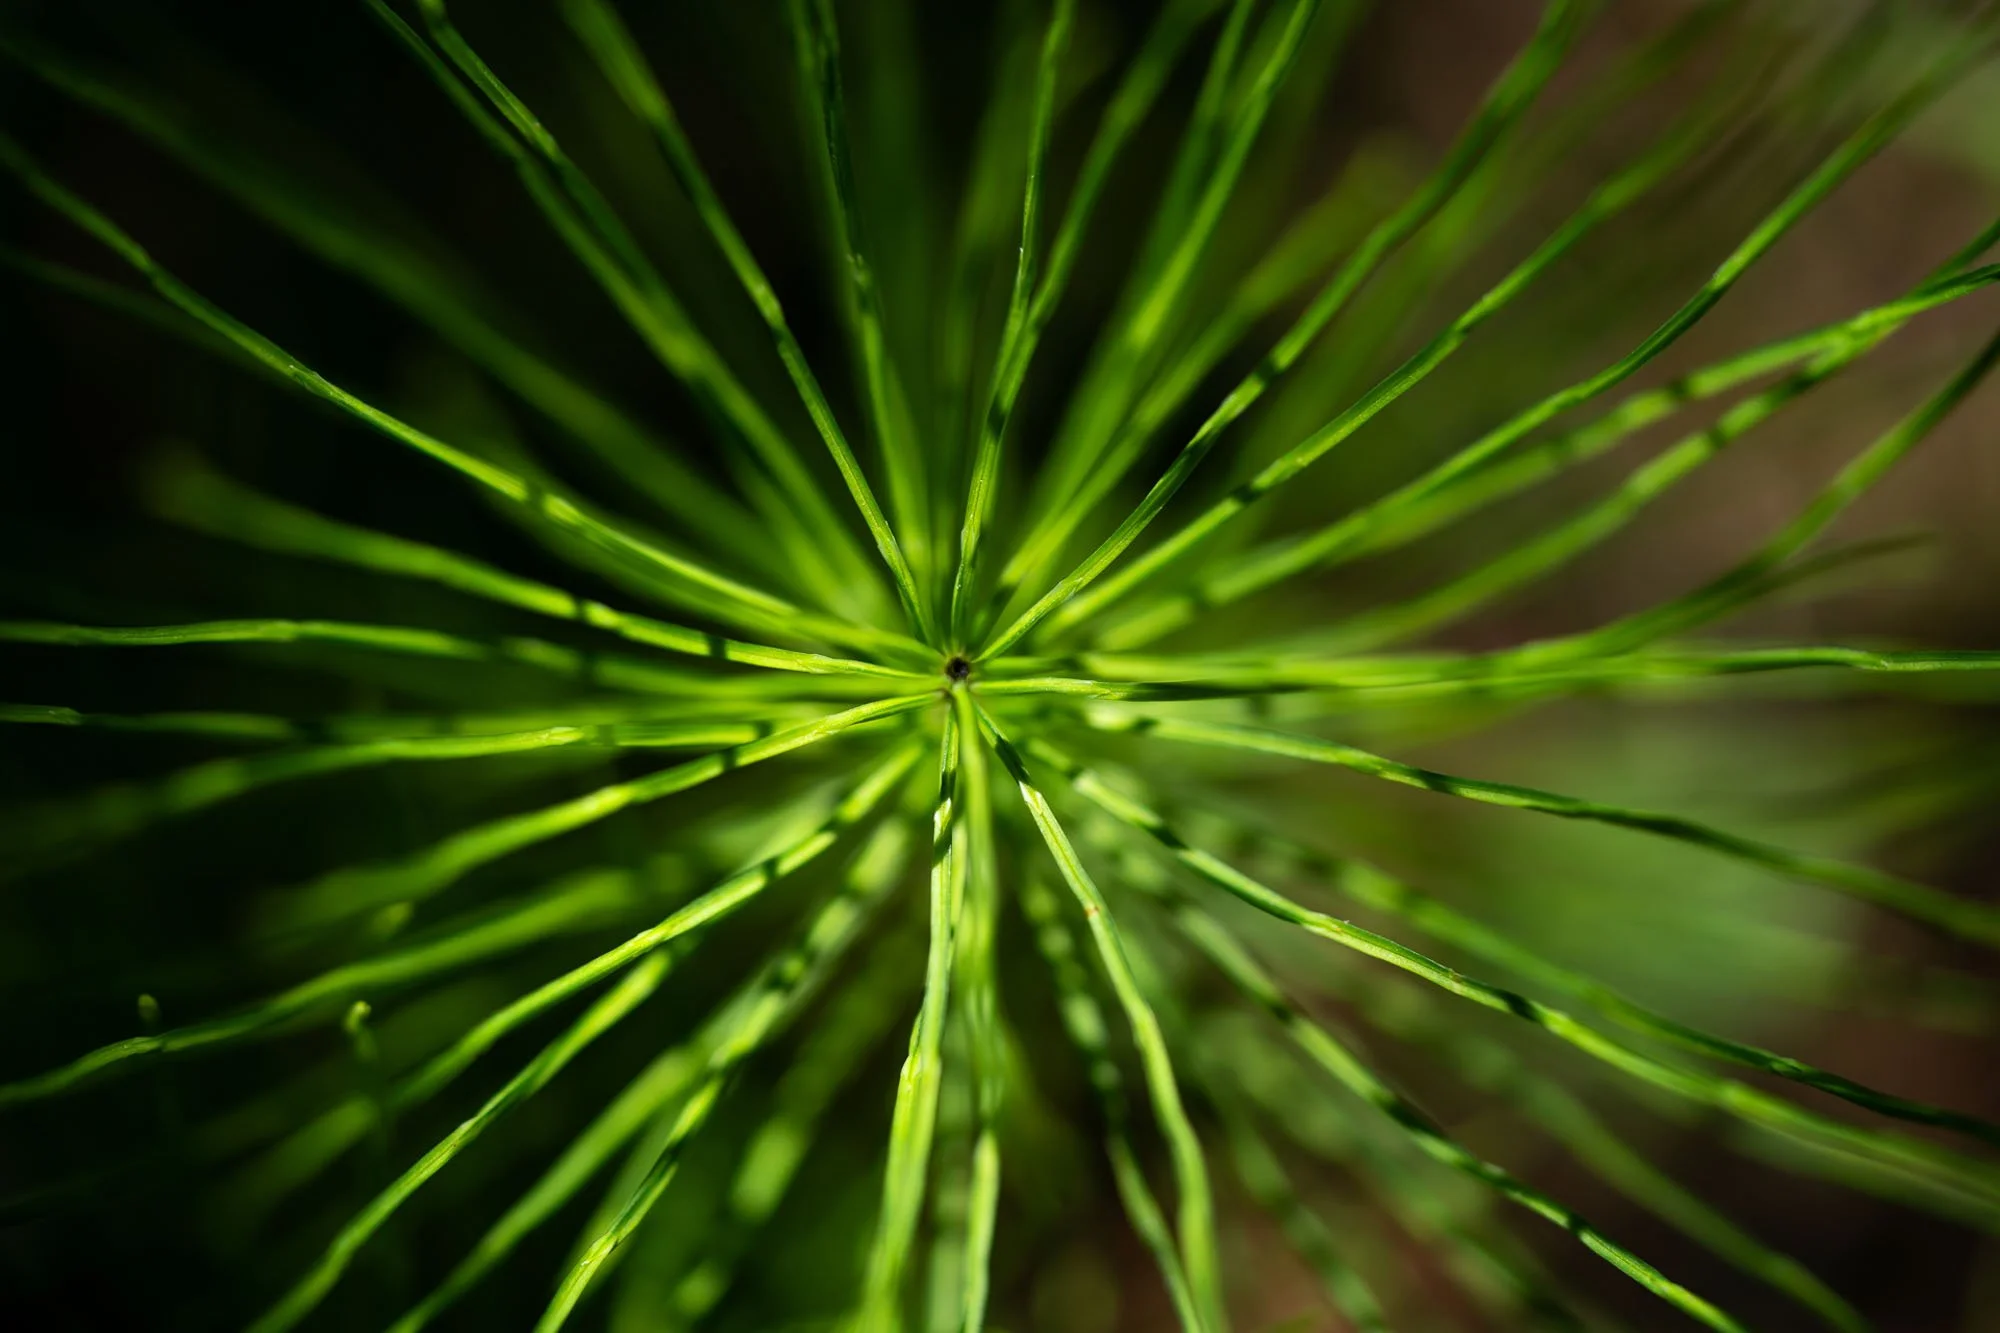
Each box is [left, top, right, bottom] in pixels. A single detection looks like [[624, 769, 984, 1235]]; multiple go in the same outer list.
[[3, 1, 2000, 1329]]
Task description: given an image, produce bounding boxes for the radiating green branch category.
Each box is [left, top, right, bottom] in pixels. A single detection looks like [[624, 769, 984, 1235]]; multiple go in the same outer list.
[[148, 458, 926, 680], [1148, 884, 1744, 1330], [190, 747, 917, 1237], [389, 0, 887, 622], [0, 867, 640, 1105], [0, 29, 840, 595], [530, 812, 916, 1331], [1010, 0, 1258, 540], [0, 718, 761, 873], [1021, 874, 1208, 1332], [1516, 320, 2000, 666], [1066, 1, 1751, 650], [1098, 253, 2000, 647], [949, 686, 1005, 1333], [1200, 1016, 1594, 1331], [853, 711, 964, 1332], [1032, 644, 2000, 701], [977, 704, 1226, 1332], [1045, 38, 1979, 634], [561, 0, 940, 639], [1321, 852, 2000, 1148], [267, 696, 925, 933], [947, 0, 1076, 644], [989, 0, 1593, 655], [1096, 713, 2000, 948], [1033, 737, 2000, 1216], [0, 615, 655, 684], [249, 948, 669, 1333], [1315, 342, 1986, 655], [0, 129, 921, 661], [789, 0, 936, 623], [982, 141, 1403, 626], [976, 676, 1299, 702], [956, 0, 1221, 629], [662, 935, 919, 1330], [1328, 960, 1866, 1332]]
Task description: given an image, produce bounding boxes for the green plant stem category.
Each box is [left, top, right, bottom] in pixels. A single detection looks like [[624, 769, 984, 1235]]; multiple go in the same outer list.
[[265, 698, 925, 933], [0, 869, 638, 1105], [1324, 959, 1866, 1332], [663, 936, 919, 1329], [1033, 738, 2000, 1216], [1023, 0, 1734, 649], [390, 835, 914, 1333], [530, 813, 916, 1331], [1020, 874, 1208, 1332], [1148, 880, 1745, 1330], [0, 29, 824, 596], [1031, 644, 2000, 697], [1099, 254, 2000, 647], [1009, 0, 1258, 541], [1098, 712, 2000, 948], [1201, 1016, 1594, 1331], [0, 616, 911, 695], [389, 0, 887, 622], [249, 949, 670, 1333], [1514, 321, 2000, 667], [0, 719, 767, 872], [147, 458, 927, 680], [976, 705, 1227, 1332], [853, 712, 964, 1332], [789, 0, 936, 624], [1045, 41, 1977, 635], [954, 0, 1223, 637], [947, 0, 1077, 644], [950, 687, 1005, 1332], [561, 0, 940, 640], [987, 0, 1592, 656], [0, 129, 923, 663]]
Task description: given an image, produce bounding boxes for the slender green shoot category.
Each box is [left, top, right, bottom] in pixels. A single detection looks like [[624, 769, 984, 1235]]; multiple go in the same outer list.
[[987, 0, 1593, 654], [788, 0, 936, 622], [976, 704, 1227, 1332], [1045, 40, 1979, 633], [1021, 874, 1209, 1332], [852, 711, 963, 1331], [1089, 712, 2000, 948], [947, 0, 1077, 645]]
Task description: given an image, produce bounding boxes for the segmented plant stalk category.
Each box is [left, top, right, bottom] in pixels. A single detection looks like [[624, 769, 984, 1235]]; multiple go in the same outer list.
[[4, 2, 1999, 1329]]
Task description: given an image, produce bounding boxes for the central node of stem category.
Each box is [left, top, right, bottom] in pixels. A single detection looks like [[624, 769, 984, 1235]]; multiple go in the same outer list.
[[944, 655, 973, 683]]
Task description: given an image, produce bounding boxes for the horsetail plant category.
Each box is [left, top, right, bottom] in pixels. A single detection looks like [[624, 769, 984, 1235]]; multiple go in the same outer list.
[[4, 0, 2000, 1328]]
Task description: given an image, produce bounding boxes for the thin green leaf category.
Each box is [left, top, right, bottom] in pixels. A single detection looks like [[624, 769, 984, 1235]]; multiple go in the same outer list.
[[1092, 712, 2000, 948], [148, 458, 925, 680], [267, 695, 926, 933], [1034, 738, 2000, 1212], [249, 948, 669, 1333], [0, 129, 920, 661], [1101, 246, 2000, 649], [1158, 891, 1745, 1331], [1046, 40, 1979, 635], [509, 814, 913, 1331], [788, 0, 937, 631], [1020, 874, 1208, 1333], [853, 711, 964, 1332], [390, 0, 888, 621], [976, 704, 1227, 1332], [947, 0, 1077, 644], [560, 0, 940, 640]]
